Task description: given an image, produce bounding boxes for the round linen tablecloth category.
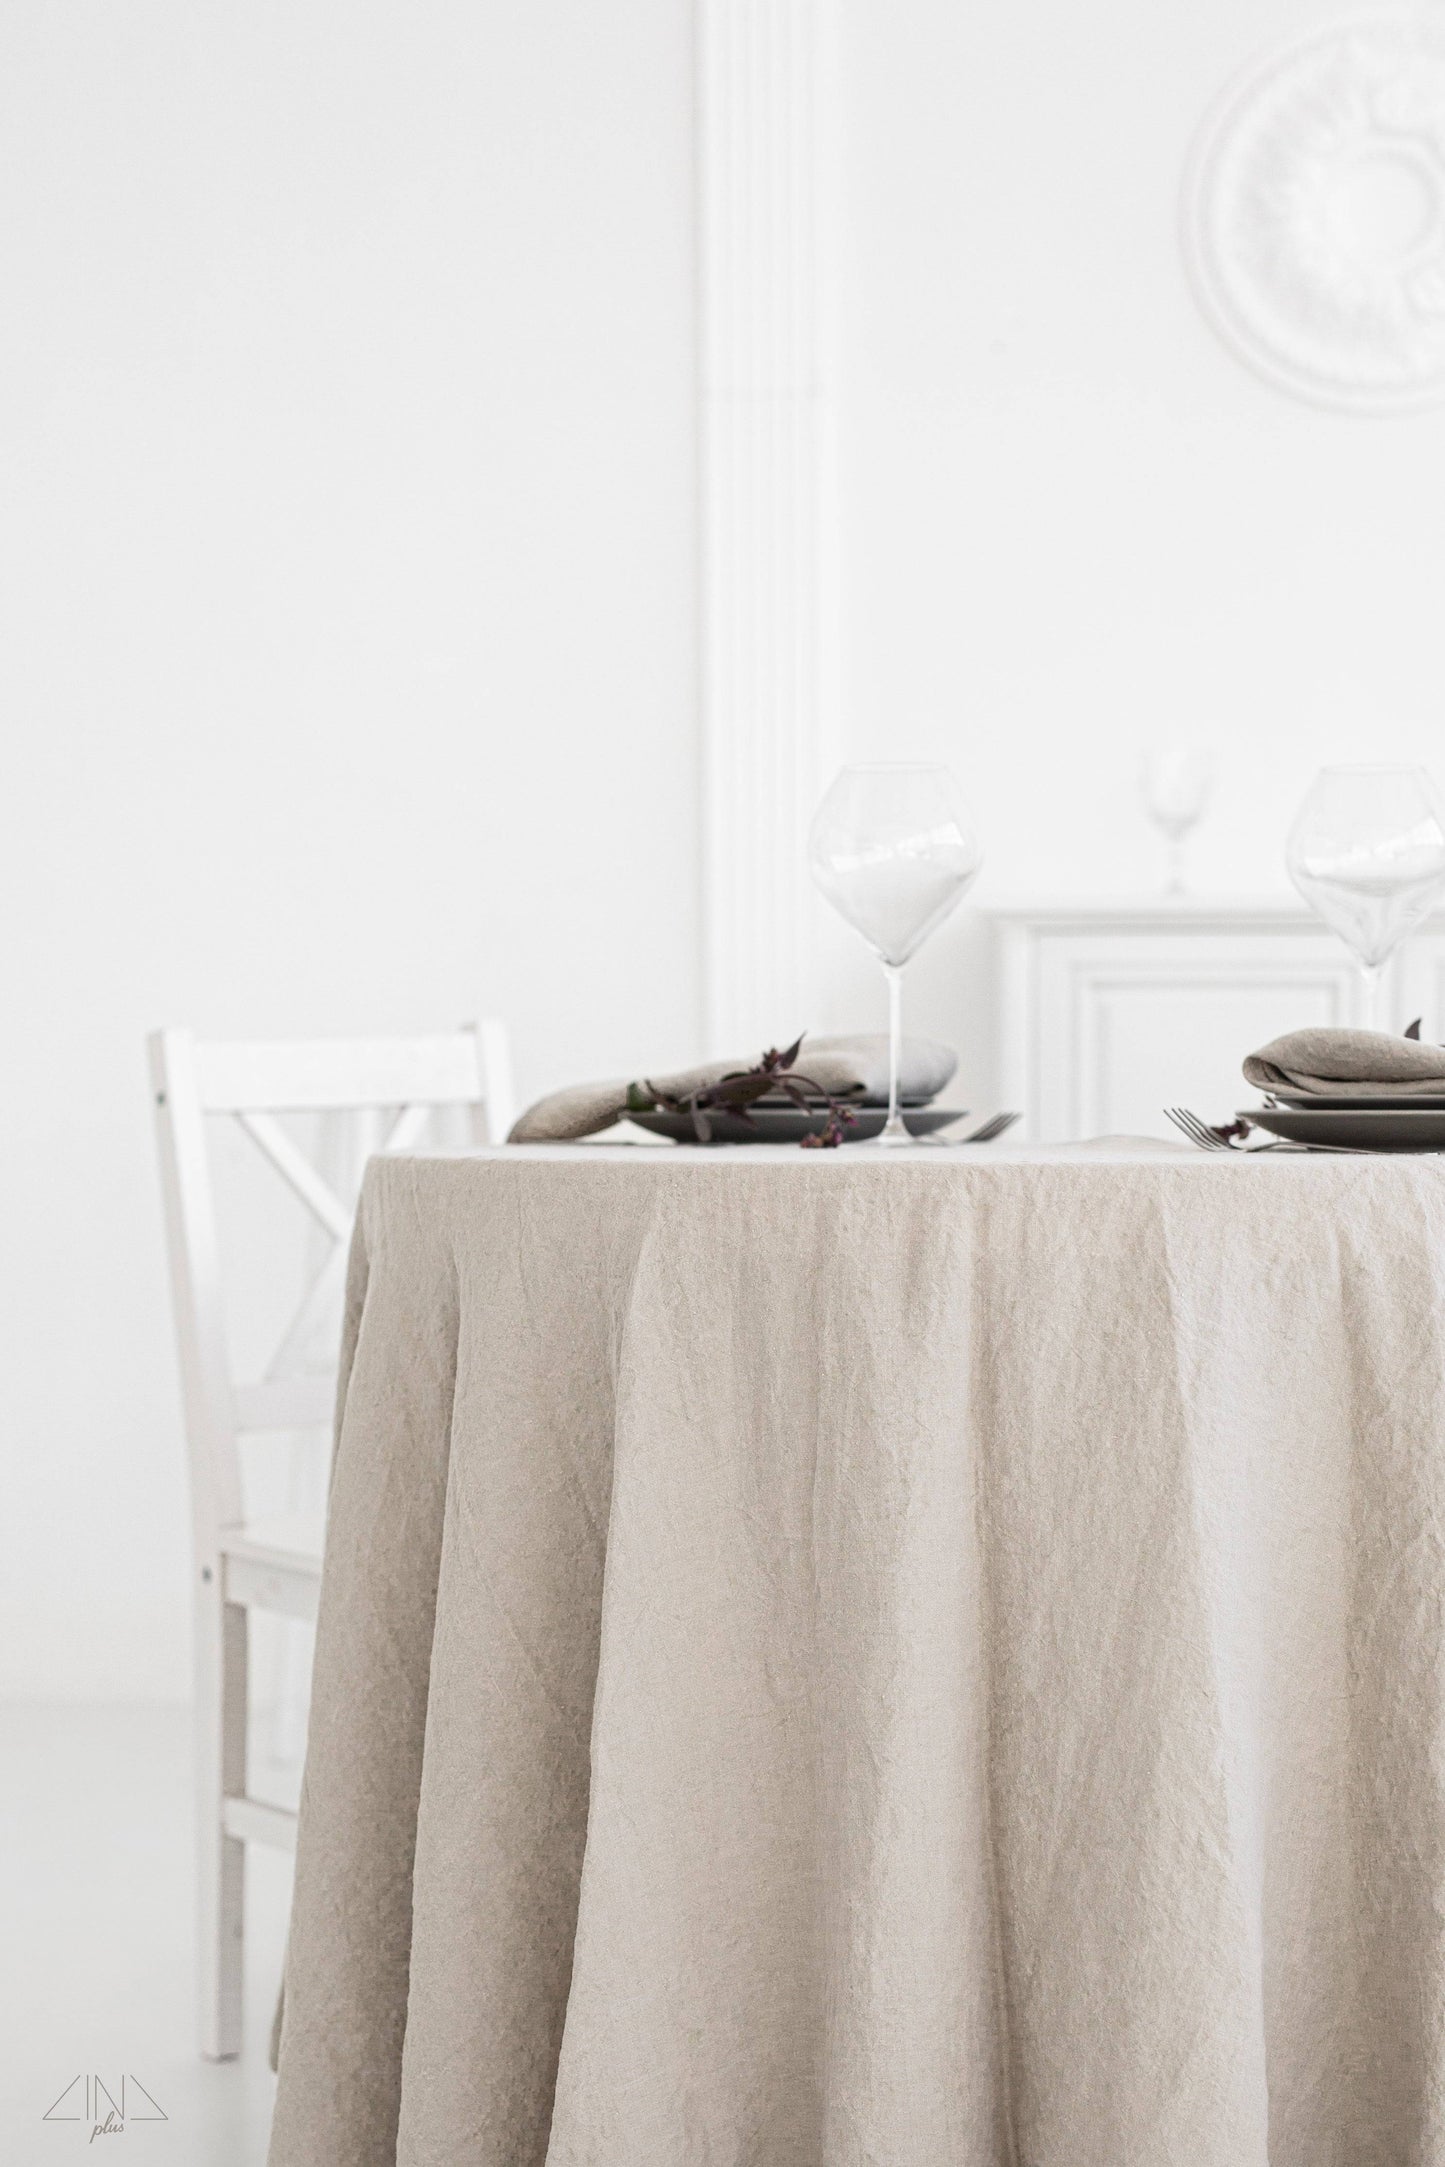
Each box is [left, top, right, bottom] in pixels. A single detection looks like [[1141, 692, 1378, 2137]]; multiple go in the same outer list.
[[268, 1143, 1445, 2167]]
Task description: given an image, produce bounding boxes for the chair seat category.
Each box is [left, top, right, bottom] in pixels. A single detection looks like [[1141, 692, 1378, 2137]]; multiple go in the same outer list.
[[221, 1513, 325, 1573], [221, 1516, 324, 1621]]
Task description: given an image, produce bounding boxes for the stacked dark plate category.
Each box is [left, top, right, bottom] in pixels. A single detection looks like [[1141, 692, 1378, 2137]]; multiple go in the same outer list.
[[1241, 1026, 1445, 1150], [1245, 1101, 1445, 1151], [627, 1096, 964, 1145]]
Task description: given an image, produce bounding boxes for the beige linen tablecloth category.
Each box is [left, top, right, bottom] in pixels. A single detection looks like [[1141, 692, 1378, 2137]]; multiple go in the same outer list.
[[268, 1144, 1445, 2167]]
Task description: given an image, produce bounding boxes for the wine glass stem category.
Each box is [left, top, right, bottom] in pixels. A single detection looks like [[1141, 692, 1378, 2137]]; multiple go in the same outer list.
[[880, 962, 910, 1146], [1167, 835, 1186, 895], [1361, 961, 1387, 1032]]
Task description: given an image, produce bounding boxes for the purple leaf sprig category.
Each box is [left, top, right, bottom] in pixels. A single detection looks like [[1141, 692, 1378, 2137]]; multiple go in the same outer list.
[[800, 1105, 859, 1149], [627, 1033, 863, 1147]]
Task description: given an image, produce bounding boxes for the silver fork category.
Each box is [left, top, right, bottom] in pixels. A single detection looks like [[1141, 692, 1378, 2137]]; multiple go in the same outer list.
[[1164, 1107, 1362, 1155], [953, 1111, 1020, 1145], [1165, 1107, 1241, 1152]]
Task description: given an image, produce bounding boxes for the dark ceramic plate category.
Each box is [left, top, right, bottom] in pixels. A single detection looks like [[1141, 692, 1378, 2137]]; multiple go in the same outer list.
[[748, 1090, 935, 1109], [1270, 1093, 1445, 1110], [626, 1106, 966, 1145], [1244, 1107, 1445, 1151]]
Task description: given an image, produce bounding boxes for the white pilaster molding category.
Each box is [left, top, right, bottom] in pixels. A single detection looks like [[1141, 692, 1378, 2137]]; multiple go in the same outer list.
[[698, 0, 839, 1054]]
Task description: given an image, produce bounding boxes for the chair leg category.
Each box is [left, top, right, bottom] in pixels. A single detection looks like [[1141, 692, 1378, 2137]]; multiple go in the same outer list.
[[196, 1574, 247, 2059]]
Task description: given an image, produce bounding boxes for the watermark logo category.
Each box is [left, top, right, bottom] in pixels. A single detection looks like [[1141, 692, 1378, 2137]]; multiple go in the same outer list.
[[42, 2075, 167, 2141]]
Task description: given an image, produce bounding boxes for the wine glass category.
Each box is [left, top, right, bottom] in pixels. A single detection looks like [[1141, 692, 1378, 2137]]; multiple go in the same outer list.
[[1286, 765, 1445, 1030], [1141, 747, 1216, 893], [808, 764, 982, 1145]]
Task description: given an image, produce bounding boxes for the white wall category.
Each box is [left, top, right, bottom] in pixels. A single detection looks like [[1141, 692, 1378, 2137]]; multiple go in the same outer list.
[[10, 0, 1445, 1696], [816, 0, 1445, 1092], [0, 1, 698, 1698]]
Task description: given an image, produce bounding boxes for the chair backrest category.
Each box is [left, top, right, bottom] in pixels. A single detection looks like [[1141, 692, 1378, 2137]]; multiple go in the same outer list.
[[149, 1021, 515, 1552]]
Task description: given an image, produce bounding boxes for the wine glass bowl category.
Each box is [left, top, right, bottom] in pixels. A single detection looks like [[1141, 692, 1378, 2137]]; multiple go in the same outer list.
[[1286, 765, 1445, 1028], [808, 764, 982, 1144]]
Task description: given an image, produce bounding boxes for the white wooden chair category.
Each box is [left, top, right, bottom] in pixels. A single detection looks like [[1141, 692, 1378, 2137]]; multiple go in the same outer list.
[[149, 1021, 516, 2059]]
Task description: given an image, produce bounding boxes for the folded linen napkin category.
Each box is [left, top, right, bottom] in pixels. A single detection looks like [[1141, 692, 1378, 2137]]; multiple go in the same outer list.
[[1242, 1026, 1445, 1100], [508, 1033, 958, 1143]]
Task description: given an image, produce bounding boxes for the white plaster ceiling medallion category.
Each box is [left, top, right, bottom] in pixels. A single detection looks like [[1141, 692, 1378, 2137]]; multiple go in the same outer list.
[[1184, 9, 1445, 411]]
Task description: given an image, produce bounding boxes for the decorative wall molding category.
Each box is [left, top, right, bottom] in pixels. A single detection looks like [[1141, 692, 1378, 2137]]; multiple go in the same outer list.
[[697, 0, 839, 1052], [1183, 11, 1445, 413], [992, 899, 1445, 1140]]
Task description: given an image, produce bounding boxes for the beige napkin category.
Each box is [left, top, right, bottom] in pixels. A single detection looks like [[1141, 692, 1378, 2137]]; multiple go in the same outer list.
[[508, 1034, 958, 1143], [1243, 1025, 1445, 1100]]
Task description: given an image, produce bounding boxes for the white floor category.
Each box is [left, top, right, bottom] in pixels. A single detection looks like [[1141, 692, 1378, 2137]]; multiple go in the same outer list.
[[1, 1705, 293, 2166]]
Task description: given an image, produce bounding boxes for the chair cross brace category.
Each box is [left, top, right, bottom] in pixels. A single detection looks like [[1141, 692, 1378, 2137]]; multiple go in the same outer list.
[[235, 1103, 429, 1390]]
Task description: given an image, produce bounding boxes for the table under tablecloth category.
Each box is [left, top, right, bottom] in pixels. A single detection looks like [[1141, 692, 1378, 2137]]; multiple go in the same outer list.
[[268, 1143, 1445, 2167]]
